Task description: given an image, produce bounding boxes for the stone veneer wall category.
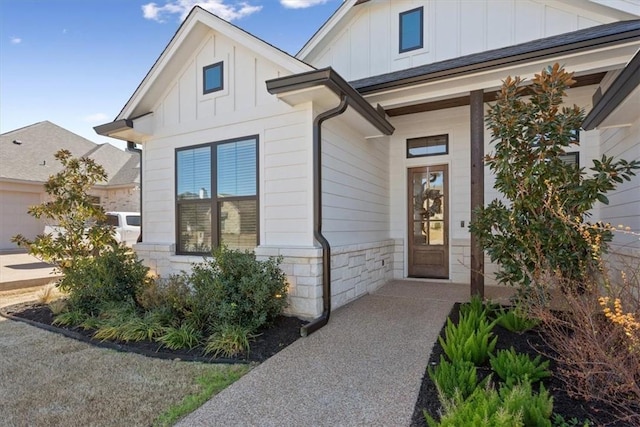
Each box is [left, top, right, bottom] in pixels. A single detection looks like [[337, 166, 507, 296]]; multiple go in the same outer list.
[[135, 240, 395, 319], [256, 239, 395, 318]]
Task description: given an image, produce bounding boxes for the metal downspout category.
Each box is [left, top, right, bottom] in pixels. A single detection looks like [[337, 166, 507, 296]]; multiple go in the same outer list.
[[300, 95, 349, 337], [126, 141, 142, 243]]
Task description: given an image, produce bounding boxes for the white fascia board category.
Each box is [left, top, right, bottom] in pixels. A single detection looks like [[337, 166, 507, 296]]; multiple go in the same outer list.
[[117, 7, 313, 121]]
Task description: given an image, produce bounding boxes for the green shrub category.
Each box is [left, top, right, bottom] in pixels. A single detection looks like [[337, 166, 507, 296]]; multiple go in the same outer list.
[[189, 245, 288, 334], [426, 385, 524, 427], [496, 307, 539, 333], [61, 244, 150, 315], [490, 347, 551, 387], [428, 355, 482, 400], [500, 381, 553, 427], [204, 323, 255, 358], [439, 308, 498, 365], [137, 274, 192, 319], [157, 323, 202, 350]]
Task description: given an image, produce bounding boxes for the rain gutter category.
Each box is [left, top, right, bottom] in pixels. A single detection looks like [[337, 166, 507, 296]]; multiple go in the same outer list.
[[266, 68, 393, 336]]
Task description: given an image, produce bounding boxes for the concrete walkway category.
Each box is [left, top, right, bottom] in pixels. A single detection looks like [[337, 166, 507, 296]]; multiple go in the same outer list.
[[178, 280, 513, 427]]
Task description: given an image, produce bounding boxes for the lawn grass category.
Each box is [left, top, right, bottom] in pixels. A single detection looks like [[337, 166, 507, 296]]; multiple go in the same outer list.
[[0, 318, 249, 427], [153, 364, 251, 427]]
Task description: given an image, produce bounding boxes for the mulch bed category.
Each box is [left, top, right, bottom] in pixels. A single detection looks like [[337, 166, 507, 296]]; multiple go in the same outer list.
[[410, 303, 631, 427], [1, 302, 306, 364], [3, 300, 634, 425]]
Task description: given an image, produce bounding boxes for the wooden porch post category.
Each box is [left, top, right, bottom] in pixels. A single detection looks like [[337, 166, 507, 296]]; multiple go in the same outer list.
[[470, 90, 485, 298]]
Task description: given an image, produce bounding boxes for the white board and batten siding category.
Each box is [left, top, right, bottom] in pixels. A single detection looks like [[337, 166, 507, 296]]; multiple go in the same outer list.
[[302, 0, 628, 82], [139, 28, 315, 251]]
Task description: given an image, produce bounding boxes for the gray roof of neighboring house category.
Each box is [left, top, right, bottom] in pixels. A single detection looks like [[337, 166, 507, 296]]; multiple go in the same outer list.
[[0, 121, 138, 187], [351, 19, 640, 93]]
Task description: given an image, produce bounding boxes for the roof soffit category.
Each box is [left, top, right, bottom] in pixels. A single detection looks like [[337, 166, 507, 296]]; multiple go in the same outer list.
[[583, 49, 640, 129], [118, 7, 314, 121]]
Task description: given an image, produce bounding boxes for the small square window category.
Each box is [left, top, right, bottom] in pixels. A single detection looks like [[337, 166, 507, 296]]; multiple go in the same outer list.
[[203, 62, 223, 94], [407, 134, 448, 158], [400, 7, 423, 53]]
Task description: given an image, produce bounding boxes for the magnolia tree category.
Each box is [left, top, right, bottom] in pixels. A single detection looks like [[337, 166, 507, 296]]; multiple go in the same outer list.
[[13, 149, 116, 271], [470, 64, 639, 295]]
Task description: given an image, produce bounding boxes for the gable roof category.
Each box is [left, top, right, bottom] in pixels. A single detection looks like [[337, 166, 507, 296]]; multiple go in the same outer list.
[[350, 19, 640, 94], [115, 6, 314, 121], [297, 0, 639, 62], [0, 121, 137, 187]]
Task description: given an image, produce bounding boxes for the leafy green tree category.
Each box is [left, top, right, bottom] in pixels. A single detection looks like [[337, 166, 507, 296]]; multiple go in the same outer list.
[[470, 64, 639, 293], [12, 149, 116, 271]]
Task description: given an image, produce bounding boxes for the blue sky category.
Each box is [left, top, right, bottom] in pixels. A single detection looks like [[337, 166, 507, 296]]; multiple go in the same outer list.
[[0, 0, 342, 150]]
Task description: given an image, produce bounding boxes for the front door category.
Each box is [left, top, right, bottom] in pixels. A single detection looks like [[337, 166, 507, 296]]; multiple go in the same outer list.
[[408, 165, 449, 278]]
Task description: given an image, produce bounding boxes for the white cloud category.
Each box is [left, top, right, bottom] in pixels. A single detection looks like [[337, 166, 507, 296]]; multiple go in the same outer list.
[[142, 0, 261, 23], [280, 0, 329, 9], [83, 113, 110, 123], [10, 36, 22, 44]]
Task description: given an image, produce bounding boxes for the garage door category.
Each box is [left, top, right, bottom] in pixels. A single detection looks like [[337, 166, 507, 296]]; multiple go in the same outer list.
[[0, 191, 43, 251]]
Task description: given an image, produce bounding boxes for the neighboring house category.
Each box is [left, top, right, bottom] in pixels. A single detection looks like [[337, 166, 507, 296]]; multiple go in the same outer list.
[[96, 1, 640, 323], [0, 121, 140, 251]]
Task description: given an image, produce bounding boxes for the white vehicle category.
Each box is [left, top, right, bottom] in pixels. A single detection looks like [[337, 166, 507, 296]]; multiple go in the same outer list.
[[102, 212, 141, 246], [44, 211, 141, 247]]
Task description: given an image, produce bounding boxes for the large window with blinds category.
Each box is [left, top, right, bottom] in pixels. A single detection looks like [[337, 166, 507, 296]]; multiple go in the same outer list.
[[176, 136, 258, 255]]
